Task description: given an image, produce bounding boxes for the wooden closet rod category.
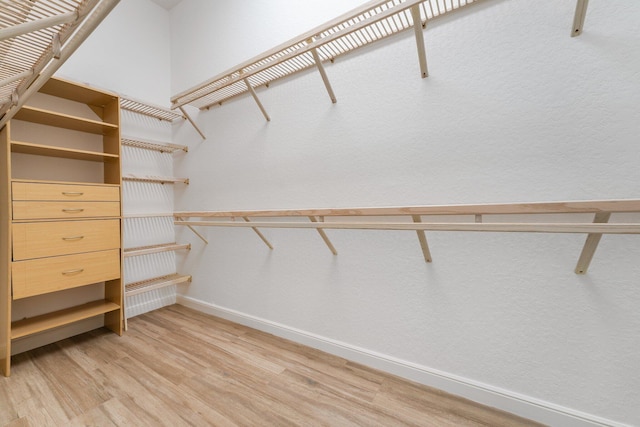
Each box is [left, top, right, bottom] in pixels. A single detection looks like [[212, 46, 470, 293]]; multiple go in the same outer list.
[[174, 199, 640, 273], [174, 199, 640, 218]]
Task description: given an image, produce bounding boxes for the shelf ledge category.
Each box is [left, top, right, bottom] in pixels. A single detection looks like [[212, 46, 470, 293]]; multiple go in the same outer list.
[[122, 175, 189, 185], [11, 300, 120, 340], [122, 137, 187, 153], [125, 274, 192, 297], [124, 243, 191, 257], [11, 141, 119, 162], [173, 199, 640, 273]]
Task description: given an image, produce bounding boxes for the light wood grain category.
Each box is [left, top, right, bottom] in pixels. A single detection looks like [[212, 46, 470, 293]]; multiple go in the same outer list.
[[12, 201, 120, 220], [11, 249, 120, 299], [12, 219, 120, 260], [0, 124, 11, 376], [2, 305, 543, 426], [174, 199, 640, 218], [13, 105, 118, 135], [574, 212, 611, 274], [39, 77, 118, 110], [11, 181, 120, 201], [11, 300, 120, 339]]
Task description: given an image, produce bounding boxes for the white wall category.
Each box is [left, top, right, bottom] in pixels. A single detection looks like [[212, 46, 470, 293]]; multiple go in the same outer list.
[[57, 0, 171, 105], [171, 1, 640, 426]]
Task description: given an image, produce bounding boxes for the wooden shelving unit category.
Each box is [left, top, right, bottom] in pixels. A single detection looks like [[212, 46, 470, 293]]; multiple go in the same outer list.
[[174, 200, 640, 273], [0, 0, 119, 129], [120, 97, 193, 322], [0, 76, 123, 377], [11, 141, 119, 162], [170, 0, 478, 118], [11, 300, 120, 340]]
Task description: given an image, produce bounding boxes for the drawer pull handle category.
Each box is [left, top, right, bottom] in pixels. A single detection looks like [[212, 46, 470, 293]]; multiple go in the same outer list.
[[62, 192, 84, 196], [62, 236, 85, 241], [62, 208, 85, 213], [62, 268, 84, 275]]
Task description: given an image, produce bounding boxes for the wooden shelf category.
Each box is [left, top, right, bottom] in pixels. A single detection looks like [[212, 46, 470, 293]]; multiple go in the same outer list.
[[124, 243, 191, 258], [174, 199, 640, 273], [123, 175, 189, 185], [125, 274, 192, 297], [11, 300, 120, 340], [120, 97, 185, 122], [39, 77, 118, 107], [122, 137, 188, 153], [170, 0, 479, 111], [11, 141, 119, 162], [13, 106, 118, 135]]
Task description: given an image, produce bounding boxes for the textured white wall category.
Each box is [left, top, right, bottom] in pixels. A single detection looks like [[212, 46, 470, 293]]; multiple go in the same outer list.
[[57, 0, 172, 105], [171, 1, 640, 425]]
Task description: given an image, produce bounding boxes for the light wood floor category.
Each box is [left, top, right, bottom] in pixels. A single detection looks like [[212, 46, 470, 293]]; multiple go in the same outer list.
[[1, 305, 543, 426]]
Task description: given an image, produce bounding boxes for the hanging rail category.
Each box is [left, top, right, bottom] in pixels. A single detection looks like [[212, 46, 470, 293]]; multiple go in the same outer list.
[[174, 199, 640, 273], [170, 0, 479, 114]]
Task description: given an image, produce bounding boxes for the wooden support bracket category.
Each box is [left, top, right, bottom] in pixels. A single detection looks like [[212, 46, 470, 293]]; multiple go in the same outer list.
[[310, 45, 337, 103], [410, 4, 429, 78], [575, 212, 610, 274], [571, 0, 589, 37], [243, 217, 274, 249], [243, 77, 271, 121], [178, 106, 206, 140], [412, 215, 432, 263], [175, 216, 209, 244], [309, 216, 337, 255]]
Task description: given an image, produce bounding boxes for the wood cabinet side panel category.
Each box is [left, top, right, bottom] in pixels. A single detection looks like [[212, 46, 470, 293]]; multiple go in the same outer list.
[[1, 125, 12, 375]]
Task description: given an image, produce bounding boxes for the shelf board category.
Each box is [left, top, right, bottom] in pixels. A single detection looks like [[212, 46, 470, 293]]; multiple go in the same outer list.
[[125, 274, 191, 297], [11, 178, 120, 187], [123, 213, 175, 218], [39, 77, 118, 107], [122, 174, 189, 185], [11, 300, 120, 340], [11, 141, 119, 162], [120, 97, 185, 122], [124, 242, 191, 257], [122, 137, 187, 153], [14, 105, 118, 135]]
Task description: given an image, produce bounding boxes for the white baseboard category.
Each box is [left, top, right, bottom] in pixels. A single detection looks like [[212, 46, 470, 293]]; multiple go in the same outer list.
[[177, 295, 627, 427]]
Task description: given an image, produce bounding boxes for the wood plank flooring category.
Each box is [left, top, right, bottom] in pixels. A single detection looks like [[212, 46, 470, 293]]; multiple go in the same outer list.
[[1, 305, 544, 426]]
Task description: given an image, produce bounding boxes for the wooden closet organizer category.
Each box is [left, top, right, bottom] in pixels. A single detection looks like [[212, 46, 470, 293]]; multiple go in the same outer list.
[[119, 96, 192, 322], [170, 0, 590, 119], [0, 0, 119, 129], [175, 200, 640, 274], [1, 76, 124, 377]]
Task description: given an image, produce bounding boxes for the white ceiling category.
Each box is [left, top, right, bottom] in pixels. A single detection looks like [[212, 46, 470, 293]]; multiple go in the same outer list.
[[149, 0, 183, 11]]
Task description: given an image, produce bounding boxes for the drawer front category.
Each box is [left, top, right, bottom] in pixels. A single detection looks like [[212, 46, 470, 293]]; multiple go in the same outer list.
[[12, 182, 120, 202], [12, 249, 120, 299], [12, 201, 120, 220], [13, 219, 121, 261]]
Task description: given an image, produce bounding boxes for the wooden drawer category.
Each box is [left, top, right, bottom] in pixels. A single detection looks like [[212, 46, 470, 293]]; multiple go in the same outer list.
[[12, 182, 120, 202], [12, 249, 120, 299], [12, 219, 120, 261], [12, 201, 120, 220]]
